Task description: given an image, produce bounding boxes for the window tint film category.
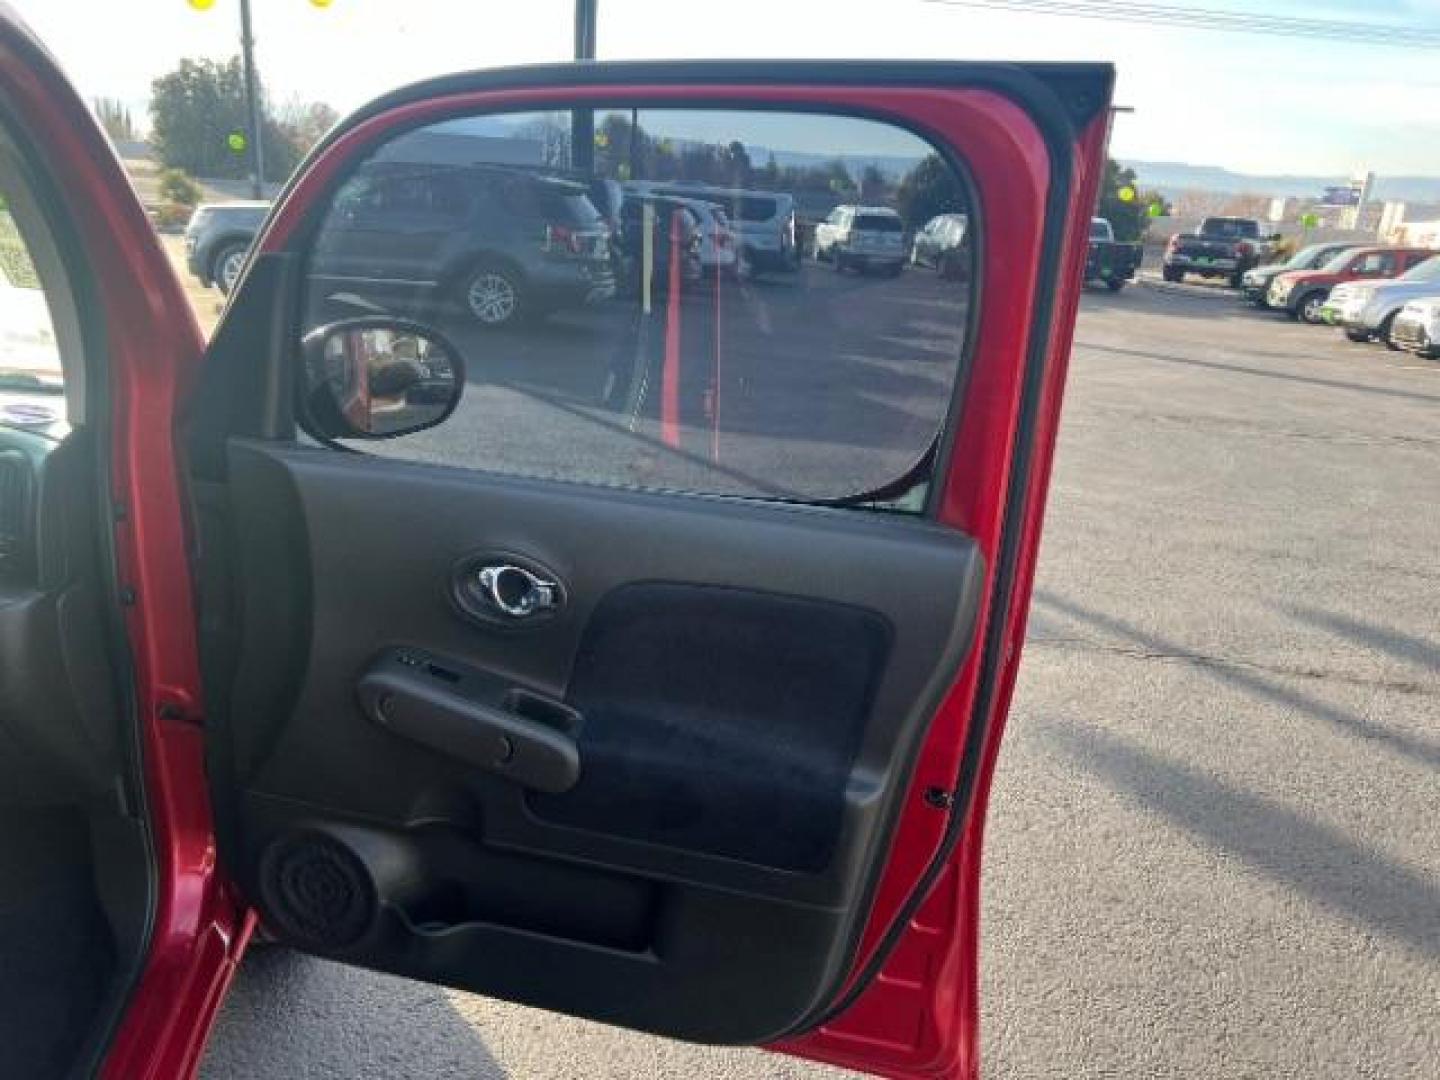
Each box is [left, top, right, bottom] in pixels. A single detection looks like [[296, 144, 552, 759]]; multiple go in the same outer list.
[[299, 108, 976, 508]]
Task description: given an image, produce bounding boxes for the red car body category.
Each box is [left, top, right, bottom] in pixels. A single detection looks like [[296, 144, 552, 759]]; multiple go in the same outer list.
[[0, 13, 1111, 1079], [1269, 246, 1435, 320]]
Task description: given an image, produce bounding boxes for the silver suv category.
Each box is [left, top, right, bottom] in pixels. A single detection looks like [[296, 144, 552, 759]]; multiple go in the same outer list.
[[814, 205, 906, 276], [184, 201, 270, 294]]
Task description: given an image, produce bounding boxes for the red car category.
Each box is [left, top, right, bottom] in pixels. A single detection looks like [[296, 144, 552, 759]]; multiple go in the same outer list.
[[0, 12, 1111, 1080], [1266, 245, 1435, 323]]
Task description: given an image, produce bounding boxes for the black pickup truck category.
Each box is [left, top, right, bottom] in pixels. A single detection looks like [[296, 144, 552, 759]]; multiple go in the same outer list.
[[1162, 216, 1276, 288], [1085, 217, 1141, 291]]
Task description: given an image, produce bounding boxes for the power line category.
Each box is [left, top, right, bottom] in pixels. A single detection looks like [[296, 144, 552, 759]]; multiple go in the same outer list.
[[921, 0, 1440, 49]]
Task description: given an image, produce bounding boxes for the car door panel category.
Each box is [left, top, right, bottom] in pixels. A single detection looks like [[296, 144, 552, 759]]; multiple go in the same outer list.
[[18, 56, 1114, 1080], [0, 9, 1110, 1074], [180, 65, 1110, 1080], [213, 437, 982, 1040]]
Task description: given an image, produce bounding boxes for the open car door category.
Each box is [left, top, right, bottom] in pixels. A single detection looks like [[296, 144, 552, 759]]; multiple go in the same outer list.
[[0, 26, 1111, 1078]]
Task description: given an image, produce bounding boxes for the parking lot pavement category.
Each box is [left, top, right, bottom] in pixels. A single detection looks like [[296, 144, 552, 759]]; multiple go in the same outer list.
[[201, 281, 1439, 1079], [337, 258, 967, 501]]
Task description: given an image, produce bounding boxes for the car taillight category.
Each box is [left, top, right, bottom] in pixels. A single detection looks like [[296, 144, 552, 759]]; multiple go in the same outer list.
[[1236, 241, 1253, 256], [545, 224, 586, 255]]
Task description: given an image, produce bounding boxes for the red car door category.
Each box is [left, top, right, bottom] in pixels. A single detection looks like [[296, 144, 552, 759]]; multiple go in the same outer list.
[[0, 13, 1111, 1079]]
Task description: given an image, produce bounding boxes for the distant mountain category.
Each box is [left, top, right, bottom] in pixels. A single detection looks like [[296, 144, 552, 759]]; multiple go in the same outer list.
[[756, 148, 924, 179], [1121, 160, 1440, 203]]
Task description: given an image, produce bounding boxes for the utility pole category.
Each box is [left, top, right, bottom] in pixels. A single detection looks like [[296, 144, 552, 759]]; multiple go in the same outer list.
[[238, 0, 266, 198], [574, 0, 597, 60], [572, 0, 597, 175]]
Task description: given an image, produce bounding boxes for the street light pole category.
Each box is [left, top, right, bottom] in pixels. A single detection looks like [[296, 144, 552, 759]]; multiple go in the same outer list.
[[238, 0, 266, 198]]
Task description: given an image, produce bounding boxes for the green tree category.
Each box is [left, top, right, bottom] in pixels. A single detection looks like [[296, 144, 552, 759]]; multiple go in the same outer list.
[[158, 168, 203, 208], [859, 163, 889, 203], [759, 152, 781, 190], [94, 97, 136, 142], [895, 153, 966, 229], [149, 57, 302, 182], [721, 140, 752, 187], [1097, 158, 1150, 241]]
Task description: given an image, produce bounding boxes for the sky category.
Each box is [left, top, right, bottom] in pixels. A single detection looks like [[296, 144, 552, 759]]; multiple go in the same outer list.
[[12, 0, 1440, 178]]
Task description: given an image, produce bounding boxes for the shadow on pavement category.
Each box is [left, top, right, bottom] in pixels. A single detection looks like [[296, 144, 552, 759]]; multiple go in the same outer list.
[[1077, 341, 1440, 407], [201, 948, 505, 1079], [1281, 602, 1440, 674], [1032, 591, 1440, 773], [1039, 719, 1440, 961]]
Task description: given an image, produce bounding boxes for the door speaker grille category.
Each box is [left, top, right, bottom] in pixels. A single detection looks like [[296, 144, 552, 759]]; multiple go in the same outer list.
[[257, 830, 379, 950]]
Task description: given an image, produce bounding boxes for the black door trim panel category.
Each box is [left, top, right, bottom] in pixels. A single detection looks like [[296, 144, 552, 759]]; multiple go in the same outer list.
[[208, 439, 984, 1040]]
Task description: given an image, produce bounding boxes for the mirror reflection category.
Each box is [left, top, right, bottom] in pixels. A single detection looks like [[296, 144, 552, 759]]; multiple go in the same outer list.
[[305, 322, 461, 438], [302, 108, 974, 506]]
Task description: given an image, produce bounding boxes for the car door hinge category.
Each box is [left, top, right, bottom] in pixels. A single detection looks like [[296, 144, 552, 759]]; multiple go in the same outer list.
[[923, 786, 956, 811]]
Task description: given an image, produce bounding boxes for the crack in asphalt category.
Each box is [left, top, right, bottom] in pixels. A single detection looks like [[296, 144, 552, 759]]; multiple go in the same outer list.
[[1027, 633, 1439, 698]]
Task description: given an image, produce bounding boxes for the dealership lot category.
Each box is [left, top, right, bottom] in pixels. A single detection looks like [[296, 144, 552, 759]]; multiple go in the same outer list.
[[200, 280, 1439, 1079]]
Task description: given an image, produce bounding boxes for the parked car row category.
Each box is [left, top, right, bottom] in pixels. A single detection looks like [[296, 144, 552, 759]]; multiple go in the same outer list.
[[187, 172, 976, 326], [1240, 240, 1440, 358]]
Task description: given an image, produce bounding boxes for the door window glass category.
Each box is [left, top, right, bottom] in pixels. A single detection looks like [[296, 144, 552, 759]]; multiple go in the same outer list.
[[298, 108, 977, 509], [0, 189, 66, 435]]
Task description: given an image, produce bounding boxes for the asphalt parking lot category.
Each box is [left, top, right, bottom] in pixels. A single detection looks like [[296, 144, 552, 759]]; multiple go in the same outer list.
[[318, 256, 966, 501], [198, 272, 1440, 1079]]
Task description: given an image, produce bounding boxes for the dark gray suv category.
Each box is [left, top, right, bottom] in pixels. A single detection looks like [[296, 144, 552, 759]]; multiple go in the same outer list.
[[309, 162, 614, 329], [183, 201, 269, 294]]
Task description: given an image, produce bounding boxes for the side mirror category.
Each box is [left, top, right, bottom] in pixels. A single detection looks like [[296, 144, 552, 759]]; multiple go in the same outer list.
[[300, 317, 464, 440]]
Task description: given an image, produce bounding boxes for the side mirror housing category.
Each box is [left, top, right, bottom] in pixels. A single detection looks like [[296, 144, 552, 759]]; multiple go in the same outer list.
[[300, 317, 464, 440]]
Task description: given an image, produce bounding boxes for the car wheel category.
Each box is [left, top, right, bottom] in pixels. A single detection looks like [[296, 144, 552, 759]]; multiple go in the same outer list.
[[462, 264, 525, 327], [1378, 312, 1400, 350], [1298, 291, 1327, 324], [212, 242, 248, 295], [1105, 277, 1125, 292], [834, 254, 849, 273], [1228, 270, 1245, 289], [1162, 266, 1182, 283], [1343, 327, 1371, 343]]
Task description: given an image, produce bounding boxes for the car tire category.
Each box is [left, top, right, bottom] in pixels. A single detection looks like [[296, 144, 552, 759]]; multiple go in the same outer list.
[[834, 254, 849, 273], [1162, 266, 1182, 283], [460, 263, 526, 328], [1105, 277, 1125, 292], [1378, 312, 1400, 350], [211, 242, 249, 296], [1228, 270, 1245, 289], [1297, 291, 1327, 324], [1344, 327, 1371, 343]]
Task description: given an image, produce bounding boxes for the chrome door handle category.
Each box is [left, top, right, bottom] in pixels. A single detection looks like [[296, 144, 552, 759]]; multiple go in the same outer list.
[[476, 564, 559, 618]]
